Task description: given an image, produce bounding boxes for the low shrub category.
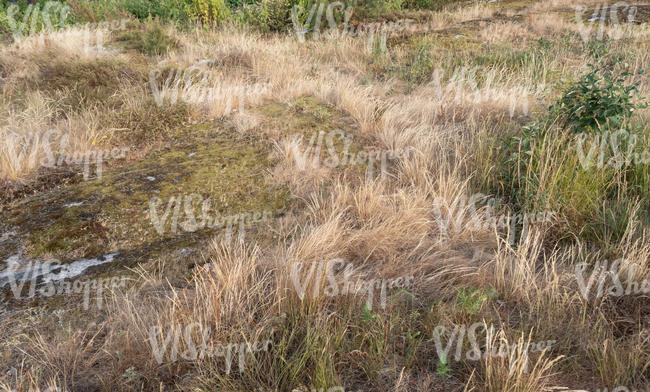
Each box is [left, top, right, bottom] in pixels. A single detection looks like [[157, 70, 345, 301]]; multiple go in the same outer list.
[[408, 40, 434, 86], [184, 0, 230, 25], [402, 0, 456, 10], [497, 57, 649, 246], [554, 62, 646, 133], [236, 0, 292, 32], [115, 18, 177, 55]]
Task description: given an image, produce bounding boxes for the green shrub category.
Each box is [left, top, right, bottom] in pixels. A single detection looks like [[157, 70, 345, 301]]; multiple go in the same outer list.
[[349, 0, 402, 19], [120, 0, 188, 22], [402, 0, 455, 10], [408, 40, 434, 86], [0, 0, 72, 40], [109, 0, 229, 26], [554, 62, 646, 133], [236, 0, 291, 32], [62, 0, 130, 23], [184, 0, 230, 25], [116, 19, 177, 55], [497, 57, 649, 246], [263, 0, 292, 31]]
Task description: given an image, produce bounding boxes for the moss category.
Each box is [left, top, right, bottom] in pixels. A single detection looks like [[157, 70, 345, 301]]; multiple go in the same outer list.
[[254, 96, 387, 181], [3, 120, 289, 262], [257, 96, 360, 140], [1, 96, 361, 279]]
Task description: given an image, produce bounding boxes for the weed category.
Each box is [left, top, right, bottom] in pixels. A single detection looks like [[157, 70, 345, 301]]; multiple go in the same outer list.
[[456, 287, 496, 315], [408, 40, 434, 86], [436, 353, 451, 383]]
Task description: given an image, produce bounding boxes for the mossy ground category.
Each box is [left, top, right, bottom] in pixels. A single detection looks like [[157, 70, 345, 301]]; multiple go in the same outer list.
[[3, 122, 287, 258], [0, 95, 366, 308]]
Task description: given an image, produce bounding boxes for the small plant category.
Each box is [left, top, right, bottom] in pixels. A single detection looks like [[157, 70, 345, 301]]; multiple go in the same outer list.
[[586, 39, 608, 60], [507, 57, 646, 185], [456, 287, 496, 315], [408, 40, 434, 86], [537, 37, 553, 51], [361, 302, 381, 323], [436, 352, 451, 384], [404, 328, 421, 365], [497, 55, 649, 246]]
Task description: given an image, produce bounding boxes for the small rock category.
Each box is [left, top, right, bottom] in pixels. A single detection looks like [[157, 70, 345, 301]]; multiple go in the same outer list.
[[146, 176, 156, 181], [6, 367, 16, 378], [0, 231, 16, 242]]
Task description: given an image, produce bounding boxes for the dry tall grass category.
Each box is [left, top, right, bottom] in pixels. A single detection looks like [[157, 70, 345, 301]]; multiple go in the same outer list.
[[1, 0, 649, 391]]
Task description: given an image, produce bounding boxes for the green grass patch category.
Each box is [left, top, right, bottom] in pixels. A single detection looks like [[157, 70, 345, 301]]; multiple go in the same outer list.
[[115, 18, 177, 55]]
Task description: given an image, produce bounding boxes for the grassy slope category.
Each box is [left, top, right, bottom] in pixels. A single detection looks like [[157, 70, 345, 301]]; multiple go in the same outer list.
[[0, 0, 649, 391]]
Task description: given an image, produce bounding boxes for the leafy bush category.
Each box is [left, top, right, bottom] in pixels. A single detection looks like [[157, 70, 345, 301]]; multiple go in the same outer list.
[[497, 57, 649, 246], [402, 0, 456, 10], [184, 0, 230, 25], [511, 58, 646, 172], [262, 0, 292, 31], [63, 0, 132, 22], [102, 0, 229, 25], [236, 0, 292, 32], [116, 19, 177, 55], [554, 62, 646, 133], [120, 0, 189, 22], [349, 0, 402, 19]]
